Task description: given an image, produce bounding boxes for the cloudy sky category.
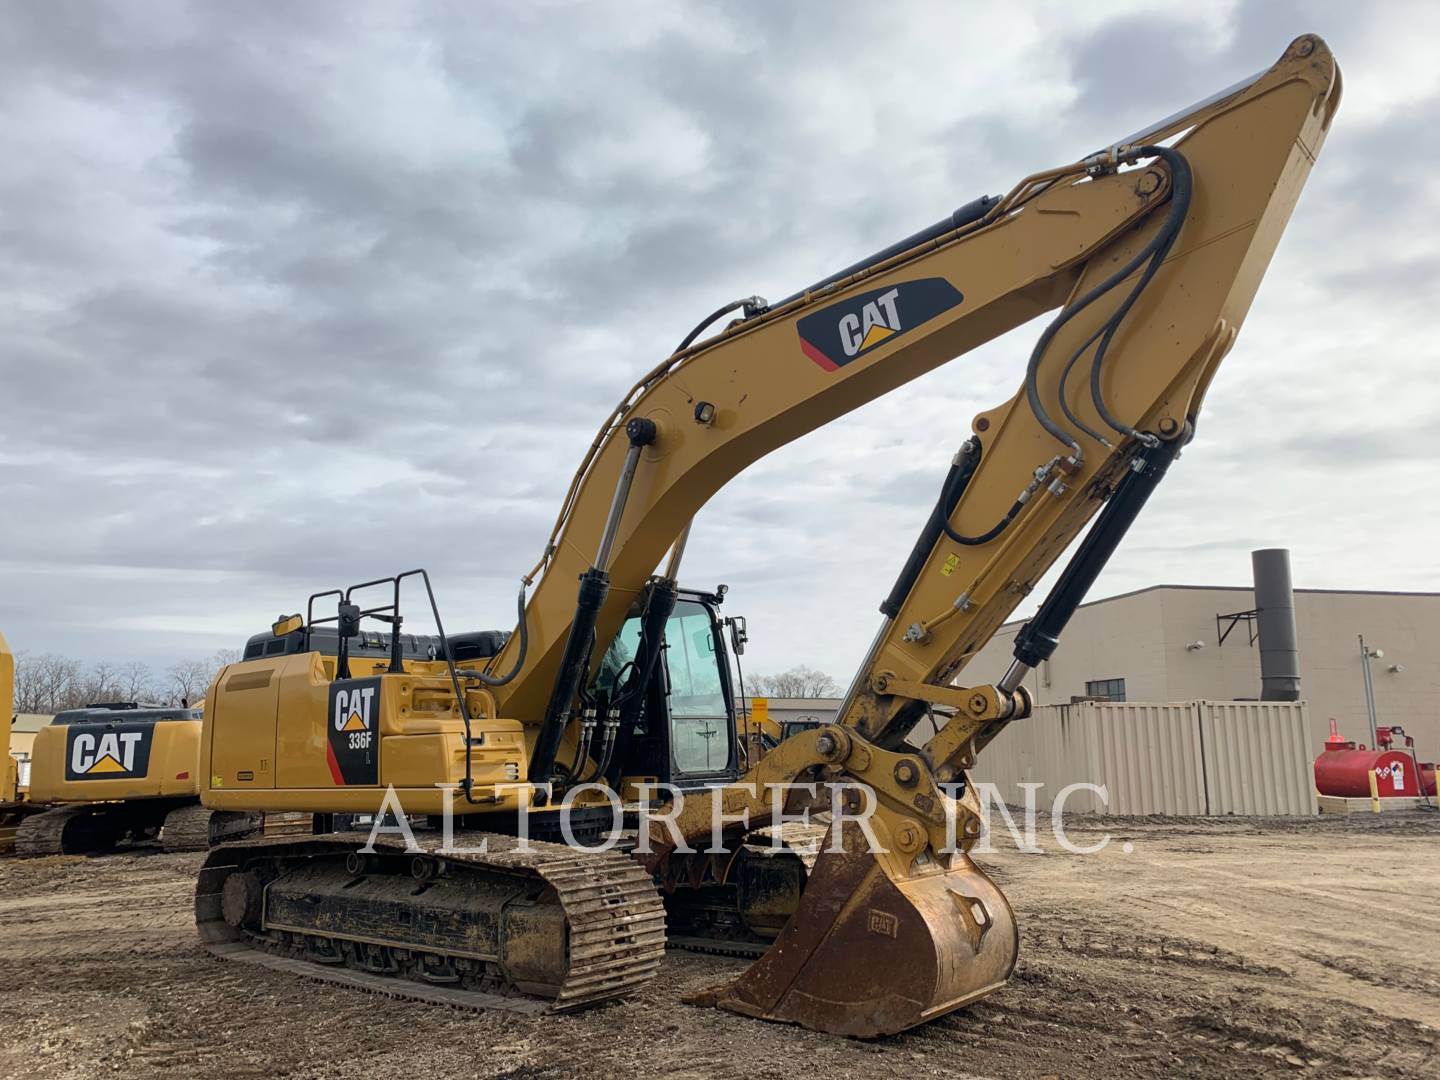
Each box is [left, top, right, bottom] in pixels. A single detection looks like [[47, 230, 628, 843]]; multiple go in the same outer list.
[[2, 1, 1437, 684]]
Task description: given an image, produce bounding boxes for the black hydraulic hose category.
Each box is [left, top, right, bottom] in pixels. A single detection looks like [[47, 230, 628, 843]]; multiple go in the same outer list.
[[588, 714, 622, 783], [940, 493, 1026, 547], [932, 438, 1029, 547], [576, 631, 598, 708], [674, 297, 766, 354], [471, 584, 529, 686], [880, 439, 980, 617], [1023, 145, 1193, 457], [1057, 319, 1118, 447], [771, 193, 1001, 310], [1089, 147, 1193, 439]]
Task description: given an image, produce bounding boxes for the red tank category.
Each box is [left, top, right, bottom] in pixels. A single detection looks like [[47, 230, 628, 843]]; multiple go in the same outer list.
[[1313, 722, 1437, 798]]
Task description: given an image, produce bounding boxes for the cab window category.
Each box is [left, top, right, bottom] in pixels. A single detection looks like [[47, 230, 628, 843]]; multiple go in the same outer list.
[[665, 601, 730, 774]]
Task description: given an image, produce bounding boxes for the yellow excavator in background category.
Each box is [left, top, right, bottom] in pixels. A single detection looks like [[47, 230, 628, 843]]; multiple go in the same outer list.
[[16, 701, 249, 855], [0, 632, 268, 855], [195, 36, 1339, 1036]]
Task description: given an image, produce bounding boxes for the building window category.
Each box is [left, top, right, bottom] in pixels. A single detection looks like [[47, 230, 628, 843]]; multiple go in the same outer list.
[[1085, 678, 1126, 702]]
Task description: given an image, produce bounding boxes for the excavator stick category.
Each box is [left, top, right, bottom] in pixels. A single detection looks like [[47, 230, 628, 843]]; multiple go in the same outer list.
[[687, 819, 1015, 1038]]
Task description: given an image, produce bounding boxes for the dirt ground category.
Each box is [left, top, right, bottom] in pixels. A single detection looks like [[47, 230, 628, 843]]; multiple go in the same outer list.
[[0, 812, 1436, 1080]]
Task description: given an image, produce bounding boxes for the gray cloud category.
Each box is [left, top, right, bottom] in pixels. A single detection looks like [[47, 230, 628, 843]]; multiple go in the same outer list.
[[1, 1, 1436, 683]]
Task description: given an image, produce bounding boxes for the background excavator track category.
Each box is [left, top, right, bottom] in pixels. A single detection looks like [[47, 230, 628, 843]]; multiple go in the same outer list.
[[159, 805, 271, 854], [14, 804, 137, 856]]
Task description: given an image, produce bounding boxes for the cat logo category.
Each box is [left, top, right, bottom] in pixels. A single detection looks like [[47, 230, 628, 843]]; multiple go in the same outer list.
[[867, 908, 900, 938], [796, 278, 964, 371], [65, 725, 153, 781], [839, 288, 902, 357], [327, 678, 382, 786], [334, 685, 376, 733]]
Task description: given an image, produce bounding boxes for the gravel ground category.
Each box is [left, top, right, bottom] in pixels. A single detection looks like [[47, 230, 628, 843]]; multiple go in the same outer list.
[[0, 812, 1436, 1079]]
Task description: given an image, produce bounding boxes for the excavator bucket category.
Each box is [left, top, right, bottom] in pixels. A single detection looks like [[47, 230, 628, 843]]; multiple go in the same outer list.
[[686, 819, 1017, 1037]]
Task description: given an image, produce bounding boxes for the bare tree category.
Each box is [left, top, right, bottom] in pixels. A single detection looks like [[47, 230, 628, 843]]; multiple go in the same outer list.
[[12, 652, 84, 713], [77, 661, 120, 705], [115, 660, 157, 703], [10, 651, 232, 714], [749, 665, 838, 698], [166, 659, 214, 707], [161, 649, 240, 706]]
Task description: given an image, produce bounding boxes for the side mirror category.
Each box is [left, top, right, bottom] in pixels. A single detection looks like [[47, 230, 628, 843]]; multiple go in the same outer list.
[[337, 602, 363, 638], [726, 616, 748, 656], [272, 613, 303, 637]]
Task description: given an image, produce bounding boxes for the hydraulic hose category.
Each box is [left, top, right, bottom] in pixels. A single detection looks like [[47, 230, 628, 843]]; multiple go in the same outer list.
[[471, 583, 529, 686], [1089, 147, 1193, 440], [1057, 319, 1119, 448], [940, 492, 1026, 547], [880, 438, 980, 617], [931, 438, 1031, 548], [673, 296, 767, 354], [1023, 145, 1193, 458]]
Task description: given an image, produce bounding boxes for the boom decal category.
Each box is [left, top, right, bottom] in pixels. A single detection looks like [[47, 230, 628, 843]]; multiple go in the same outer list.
[[796, 278, 963, 370]]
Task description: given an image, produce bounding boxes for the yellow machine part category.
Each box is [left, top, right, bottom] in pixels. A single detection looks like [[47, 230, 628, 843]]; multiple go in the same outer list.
[[201, 652, 529, 816], [1, 633, 21, 852], [28, 719, 202, 804], [1, 633, 16, 806]]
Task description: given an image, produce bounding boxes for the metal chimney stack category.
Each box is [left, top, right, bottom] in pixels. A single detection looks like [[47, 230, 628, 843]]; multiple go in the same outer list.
[[1252, 548, 1300, 701]]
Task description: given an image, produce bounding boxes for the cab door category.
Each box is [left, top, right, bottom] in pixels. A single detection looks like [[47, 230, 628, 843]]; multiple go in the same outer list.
[[659, 599, 737, 784]]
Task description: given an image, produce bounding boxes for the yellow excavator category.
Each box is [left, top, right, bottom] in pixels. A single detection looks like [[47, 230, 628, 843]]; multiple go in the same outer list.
[[0, 633, 267, 855], [1, 634, 27, 851], [15, 701, 250, 855], [195, 36, 1339, 1036]]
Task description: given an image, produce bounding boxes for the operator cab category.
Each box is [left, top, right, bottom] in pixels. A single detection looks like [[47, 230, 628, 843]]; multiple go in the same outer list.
[[600, 585, 750, 792]]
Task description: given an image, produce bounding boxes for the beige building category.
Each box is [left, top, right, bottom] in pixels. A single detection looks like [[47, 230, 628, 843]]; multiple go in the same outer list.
[[964, 586, 1440, 756], [7, 714, 50, 788]]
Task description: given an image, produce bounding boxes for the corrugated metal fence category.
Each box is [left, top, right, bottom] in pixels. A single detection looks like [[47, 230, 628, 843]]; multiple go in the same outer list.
[[974, 700, 1316, 816]]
